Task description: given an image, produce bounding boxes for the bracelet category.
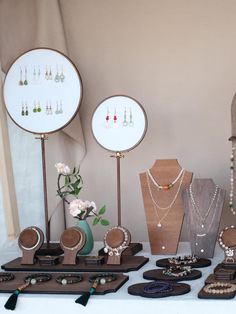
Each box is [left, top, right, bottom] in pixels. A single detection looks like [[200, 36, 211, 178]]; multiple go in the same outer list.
[[24, 273, 52, 285], [143, 281, 173, 294], [88, 273, 117, 285], [203, 282, 236, 294], [163, 266, 192, 278], [168, 255, 198, 265], [56, 274, 83, 285], [0, 273, 15, 282], [103, 226, 130, 256]]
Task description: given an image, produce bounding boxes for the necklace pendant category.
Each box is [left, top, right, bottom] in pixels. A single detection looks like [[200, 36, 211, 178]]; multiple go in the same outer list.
[[201, 224, 204, 228], [157, 223, 162, 228]]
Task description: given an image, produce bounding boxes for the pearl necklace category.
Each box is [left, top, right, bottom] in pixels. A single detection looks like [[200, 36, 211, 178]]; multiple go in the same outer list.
[[188, 184, 219, 229], [147, 168, 185, 190], [229, 147, 236, 215], [146, 170, 185, 228]]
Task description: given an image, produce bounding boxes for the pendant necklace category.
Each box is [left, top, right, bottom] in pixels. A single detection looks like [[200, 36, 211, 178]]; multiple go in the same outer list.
[[146, 170, 185, 228], [188, 183, 219, 229], [147, 168, 185, 190]]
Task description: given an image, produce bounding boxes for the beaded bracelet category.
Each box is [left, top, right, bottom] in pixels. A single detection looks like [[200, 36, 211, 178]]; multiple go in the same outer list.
[[0, 273, 15, 282], [203, 282, 236, 294], [24, 273, 52, 285], [163, 266, 192, 278], [56, 274, 83, 285], [88, 273, 117, 285], [143, 281, 173, 294], [168, 255, 198, 265]]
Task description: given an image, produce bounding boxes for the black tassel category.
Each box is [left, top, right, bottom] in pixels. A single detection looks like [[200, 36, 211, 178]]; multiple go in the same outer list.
[[75, 281, 98, 307], [4, 289, 20, 310]]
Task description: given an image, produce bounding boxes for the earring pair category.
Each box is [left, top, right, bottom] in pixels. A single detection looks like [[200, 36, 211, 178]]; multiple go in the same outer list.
[[45, 66, 53, 80], [122, 108, 134, 127], [19, 67, 28, 86], [105, 108, 118, 128], [21, 103, 29, 116], [33, 102, 41, 113]]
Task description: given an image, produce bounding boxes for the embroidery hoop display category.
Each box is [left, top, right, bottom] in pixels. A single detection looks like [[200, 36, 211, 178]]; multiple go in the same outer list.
[[3, 48, 82, 134]]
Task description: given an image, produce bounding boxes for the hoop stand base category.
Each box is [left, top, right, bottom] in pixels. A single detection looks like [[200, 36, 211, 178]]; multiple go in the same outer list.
[[98, 243, 142, 256], [36, 243, 63, 256]]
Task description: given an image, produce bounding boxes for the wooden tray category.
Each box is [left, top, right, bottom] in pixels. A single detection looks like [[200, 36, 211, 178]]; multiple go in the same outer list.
[[0, 272, 128, 295], [143, 269, 202, 282], [156, 258, 211, 268], [1, 256, 149, 273]]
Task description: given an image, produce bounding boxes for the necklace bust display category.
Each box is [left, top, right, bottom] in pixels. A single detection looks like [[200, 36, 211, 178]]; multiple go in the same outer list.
[[139, 159, 193, 255], [183, 178, 225, 258]]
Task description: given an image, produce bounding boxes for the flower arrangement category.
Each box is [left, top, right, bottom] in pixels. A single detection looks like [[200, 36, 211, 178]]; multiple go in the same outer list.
[[55, 162, 109, 226]]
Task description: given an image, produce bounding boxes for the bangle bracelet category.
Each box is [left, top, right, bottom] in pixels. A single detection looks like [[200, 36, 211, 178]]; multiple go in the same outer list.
[[143, 281, 173, 294], [0, 273, 14, 282], [88, 273, 117, 285], [163, 266, 192, 277], [203, 282, 236, 294], [168, 255, 198, 265], [24, 273, 52, 285], [56, 274, 83, 285]]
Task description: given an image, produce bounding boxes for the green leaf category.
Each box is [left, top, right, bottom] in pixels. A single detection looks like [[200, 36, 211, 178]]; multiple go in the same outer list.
[[98, 206, 106, 215], [100, 219, 109, 226], [93, 217, 101, 225]]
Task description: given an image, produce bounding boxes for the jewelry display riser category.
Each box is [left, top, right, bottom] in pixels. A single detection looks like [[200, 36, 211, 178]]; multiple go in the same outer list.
[[0, 272, 128, 295], [205, 274, 236, 284], [1, 255, 149, 273], [198, 288, 236, 299], [214, 262, 236, 271]]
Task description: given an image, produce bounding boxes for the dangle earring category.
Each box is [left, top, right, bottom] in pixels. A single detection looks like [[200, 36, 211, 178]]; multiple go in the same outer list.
[[33, 102, 37, 113], [33, 67, 37, 84], [45, 66, 49, 80], [24, 67, 28, 85], [55, 102, 59, 114], [37, 102, 41, 113], [113, 108, 118, 128], [25, 103, 29, 116], [49, 67, 53, 80], [60, 66, 65, 83], [105, 108, 110, 128], [21, 103, 25, 116], [59, 101, 63, 114], [129, 108, 134, 127], [49, 104, 53, 115], [55, 65, 60, 82], [19, 67, 24, 86], [46, 102, 49, 115], [37, 66, 41, 83], [123, 107, 128, 127]]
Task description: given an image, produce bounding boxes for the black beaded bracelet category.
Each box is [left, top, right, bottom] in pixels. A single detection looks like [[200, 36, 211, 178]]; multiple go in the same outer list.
[[88, 273, 117, 285], [0, 273, 15, 282], [24, 273, 52, 285], [143, 281, 173, 294], [56, 274, 83, 285]]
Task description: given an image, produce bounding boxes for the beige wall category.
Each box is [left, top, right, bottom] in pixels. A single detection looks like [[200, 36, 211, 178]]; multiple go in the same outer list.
[[61, 0, 235, 241]]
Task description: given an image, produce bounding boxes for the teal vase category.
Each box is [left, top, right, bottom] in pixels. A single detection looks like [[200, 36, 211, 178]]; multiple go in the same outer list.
[[75, 219, 94, 255]]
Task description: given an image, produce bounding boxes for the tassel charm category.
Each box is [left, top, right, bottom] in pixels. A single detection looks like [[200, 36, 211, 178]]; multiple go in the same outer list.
[[4, 282, 29, 310], [75, 280, 99, 306]]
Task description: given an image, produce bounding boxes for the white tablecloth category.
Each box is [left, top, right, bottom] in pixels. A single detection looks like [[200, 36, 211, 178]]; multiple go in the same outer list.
[[0, 241, 233, 314]]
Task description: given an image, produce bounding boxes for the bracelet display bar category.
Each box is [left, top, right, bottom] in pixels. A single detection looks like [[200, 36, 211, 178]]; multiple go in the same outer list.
[[0, 272, 128, 295], [1, 255, 149, 273]]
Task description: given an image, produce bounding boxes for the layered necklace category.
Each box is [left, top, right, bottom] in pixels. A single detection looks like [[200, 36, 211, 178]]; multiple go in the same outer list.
[[188, 183, 219, 230], [229, 146, 236, 215], [146, 169, 185, 228]]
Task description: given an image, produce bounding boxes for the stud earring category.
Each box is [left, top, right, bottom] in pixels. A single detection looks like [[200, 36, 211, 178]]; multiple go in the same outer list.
[[21, 103, 24, 116], [24, 67, 28, 85], [37, 102, 41, 113], [55, 65, 60, 83], [25, 103, 29, 116], [19, 68, 23, 86], [123, 107, 128, 127], [60, 66, 65, 83], [113, 109, 118, 128], [129, 108, 134, 127]]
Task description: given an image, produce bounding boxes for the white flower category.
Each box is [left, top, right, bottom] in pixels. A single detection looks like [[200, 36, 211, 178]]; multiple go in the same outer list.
[[55, 162, 71, 175], [69, 207, 81, 217], [90, 201, 97, 212], [55, 162, 66, 174]]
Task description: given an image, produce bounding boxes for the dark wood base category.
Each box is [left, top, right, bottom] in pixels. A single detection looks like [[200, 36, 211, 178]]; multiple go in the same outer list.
[[143, 269, 202, 282], [156, 257, 211, 269], [198, 287, 235, 299], [0, 272, 128, 295], [98, 242, 143, 256], [1, 255, 149, 273], [36, 243, 63, 256]]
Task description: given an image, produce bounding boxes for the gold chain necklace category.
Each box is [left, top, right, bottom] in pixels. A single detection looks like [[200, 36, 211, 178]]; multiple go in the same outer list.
[[146, 170, 185, 228]]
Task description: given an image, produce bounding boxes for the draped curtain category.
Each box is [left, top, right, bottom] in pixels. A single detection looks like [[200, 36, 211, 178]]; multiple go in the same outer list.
[[0, 0, 86, 242]]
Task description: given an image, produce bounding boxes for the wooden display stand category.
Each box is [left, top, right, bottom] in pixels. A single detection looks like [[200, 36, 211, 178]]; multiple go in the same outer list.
[[139, 159, 192, 255]]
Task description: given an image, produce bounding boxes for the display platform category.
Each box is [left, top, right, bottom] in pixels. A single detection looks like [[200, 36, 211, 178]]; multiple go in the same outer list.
[[0, 272, 128, 295], [0, 241, 230, 314], [1, 255, 149, 273]]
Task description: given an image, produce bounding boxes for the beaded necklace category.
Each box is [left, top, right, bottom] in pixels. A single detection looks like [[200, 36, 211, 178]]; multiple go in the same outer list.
[[147, 168, 185, 190]]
